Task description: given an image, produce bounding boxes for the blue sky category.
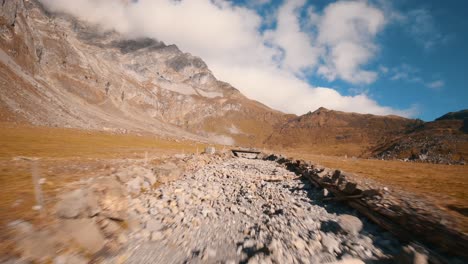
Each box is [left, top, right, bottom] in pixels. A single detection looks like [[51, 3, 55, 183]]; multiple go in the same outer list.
[[232, 0, 468, 120], [42, 0, 467, 120]]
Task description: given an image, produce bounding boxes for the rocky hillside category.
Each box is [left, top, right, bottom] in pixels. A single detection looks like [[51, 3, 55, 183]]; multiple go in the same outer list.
[[264, 107, 422, 155], [370, 109, 468, 164], [0, 0, 287, 146], [436, 109, 468, 122]]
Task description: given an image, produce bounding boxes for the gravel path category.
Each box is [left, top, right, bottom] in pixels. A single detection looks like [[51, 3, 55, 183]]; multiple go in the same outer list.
[[124, 158, 402, 263]]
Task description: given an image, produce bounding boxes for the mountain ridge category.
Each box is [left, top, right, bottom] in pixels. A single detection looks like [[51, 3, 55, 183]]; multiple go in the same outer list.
[[1, 0, 466, 164], [0, 0, 289, 146]]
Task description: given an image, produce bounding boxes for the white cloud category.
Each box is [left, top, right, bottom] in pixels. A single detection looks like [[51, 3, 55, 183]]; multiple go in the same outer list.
[[427, 80, 445, 89], [316, 1, 386, 84], [39, 0, 415, 117], [263, 0, 321, 73]]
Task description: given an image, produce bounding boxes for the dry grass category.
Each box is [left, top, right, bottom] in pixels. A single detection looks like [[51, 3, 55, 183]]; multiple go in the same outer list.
[[283, 144, 369, 157], [0, 123, 209, 230], [283, 150, 468, 232], [0, 122, 203, 159]]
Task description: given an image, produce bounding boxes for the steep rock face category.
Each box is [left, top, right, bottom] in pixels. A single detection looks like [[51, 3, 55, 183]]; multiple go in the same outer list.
[[0, 0, 23, 26], [0, 0, 287, 145]]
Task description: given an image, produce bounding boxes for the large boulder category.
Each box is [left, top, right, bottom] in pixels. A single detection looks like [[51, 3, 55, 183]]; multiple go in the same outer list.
[[336, 215, 363, 235], [126, 177, 143, 195], [152, 162, 183, 183], [55, 189, 100, 218], [13, 230, 59, 262], [55, 189, 86, 218], [204, 147, 216, 155], [89, 178, 128, 221], [62, 219, 105, 254], [145, 219, 163, 232]]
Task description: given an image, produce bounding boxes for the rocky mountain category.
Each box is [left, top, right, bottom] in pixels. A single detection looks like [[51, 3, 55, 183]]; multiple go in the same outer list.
[[1, 0, 466, 163], [370, 109, 468, 164], [0, 0, 286, 145], [264, 107, 422, 156]]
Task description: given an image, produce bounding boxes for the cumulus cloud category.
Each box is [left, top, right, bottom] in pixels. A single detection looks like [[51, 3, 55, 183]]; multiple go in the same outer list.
[[316, 1, 385, 84], [263, 0, 321, 73], [39, 0, 415, 117]]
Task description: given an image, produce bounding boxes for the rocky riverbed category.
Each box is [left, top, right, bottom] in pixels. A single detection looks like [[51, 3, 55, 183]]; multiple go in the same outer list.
[[123, 157, 404, 264], [5, 155, 433, 264]]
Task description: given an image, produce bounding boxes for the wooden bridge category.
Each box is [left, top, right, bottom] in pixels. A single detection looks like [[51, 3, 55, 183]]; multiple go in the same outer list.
[[231, 149, 261, 159]]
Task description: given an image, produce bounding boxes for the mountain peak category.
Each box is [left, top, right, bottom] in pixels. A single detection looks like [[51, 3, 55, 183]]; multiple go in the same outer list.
[[316, 106, 329, 111], [435, 109, 468, 121], [307, 107, 329, 115]]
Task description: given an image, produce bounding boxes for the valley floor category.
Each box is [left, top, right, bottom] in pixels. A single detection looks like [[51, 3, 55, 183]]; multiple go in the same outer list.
[[0, 123, 467, 262]]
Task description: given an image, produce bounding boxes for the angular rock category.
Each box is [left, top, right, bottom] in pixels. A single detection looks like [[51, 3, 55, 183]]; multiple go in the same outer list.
[[145, 219, 163, 232], [90, 178, 128, 220], [395, 245, 428, 264], [150, 231, 163, 241], [143, 171, 157, 186], [100, 218, 122, 237], [15, 231, 58, 262], [127, 177, 143, 194], [341, 182, 358, 195], [152, 163, 183, 183], [204, 147, 216, 155], [8, 220, 33, 236], [321, 233, 340, 254], [55, 189, 87, 219], [115, 172, 132, 183], [0, 0, 23, 26], [62, 219, 105, 254], [337, 215, 363, 235], [86, 191, 101, 217]]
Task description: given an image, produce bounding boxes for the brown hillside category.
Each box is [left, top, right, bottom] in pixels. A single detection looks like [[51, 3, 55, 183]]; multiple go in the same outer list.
[[371, 110, 468, 164], [264, 107, 422, 156]]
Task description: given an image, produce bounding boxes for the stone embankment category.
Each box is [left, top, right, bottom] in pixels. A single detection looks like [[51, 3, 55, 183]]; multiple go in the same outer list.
[[4, 152, 466, 263], [265, 153, 468, 262]]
